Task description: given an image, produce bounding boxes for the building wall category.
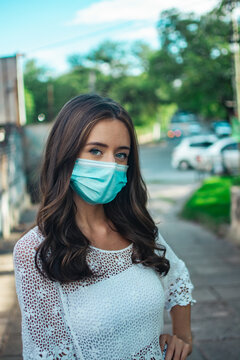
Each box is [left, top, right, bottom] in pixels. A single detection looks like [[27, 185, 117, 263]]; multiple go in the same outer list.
[[0, 124, 30, 238], [23, 123, 52, 203], [0, 55, 26, 126]]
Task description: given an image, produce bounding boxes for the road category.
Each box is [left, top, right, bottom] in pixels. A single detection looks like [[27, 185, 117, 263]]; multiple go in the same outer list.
[[139, 139, 204, 184]]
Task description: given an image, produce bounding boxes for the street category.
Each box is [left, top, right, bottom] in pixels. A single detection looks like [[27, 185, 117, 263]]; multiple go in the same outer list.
[[0, 141, 240, 359], [139, 139, 204, 184]]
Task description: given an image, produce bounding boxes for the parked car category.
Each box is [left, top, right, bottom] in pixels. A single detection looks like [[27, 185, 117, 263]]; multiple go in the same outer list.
[[171, 111, 199, 123], [222, 142, 240, 175], [195, 137, 239, 175], [171, 134, 218, 170], [168, 111, 201, 138], [189, 122, 202, 135], [211, 121, 232, 137]]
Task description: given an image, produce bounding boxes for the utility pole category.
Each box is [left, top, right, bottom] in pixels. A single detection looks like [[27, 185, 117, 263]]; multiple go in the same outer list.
[[47, 82, 54, 122], [225, 0, 240, 172], [225, 0, 240, 244], [88, 70, 96, 93], [230, 1, 240, 119]]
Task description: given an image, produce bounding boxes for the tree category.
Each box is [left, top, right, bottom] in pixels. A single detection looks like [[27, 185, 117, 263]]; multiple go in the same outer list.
[[52, 68, 92, 115], [66, 40, 161, 126], [24, 88, 35, 124], [149, 8, 233, 119], [110, 74, 159, 126], [23, 59, 50, 123], [86, 40, 129, 77]]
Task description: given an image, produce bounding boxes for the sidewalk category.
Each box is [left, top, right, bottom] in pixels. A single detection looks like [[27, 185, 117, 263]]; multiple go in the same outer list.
[[0, 185, 240, 359], [0, 205, 38, 359], [148, 183, 240, 360]]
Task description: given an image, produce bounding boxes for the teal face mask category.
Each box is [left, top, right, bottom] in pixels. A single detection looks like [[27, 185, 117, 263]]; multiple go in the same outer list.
[[70, 158, 128, 205]]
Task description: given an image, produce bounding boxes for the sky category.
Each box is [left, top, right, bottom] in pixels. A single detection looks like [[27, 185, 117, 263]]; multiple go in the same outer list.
[[0, 0, 221, 76]]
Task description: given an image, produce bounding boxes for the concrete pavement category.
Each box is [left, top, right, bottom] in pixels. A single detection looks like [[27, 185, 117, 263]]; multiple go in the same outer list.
[[0, 183, 240, 359], [0, 205, 38, 360], [148, 183, 240, 360]]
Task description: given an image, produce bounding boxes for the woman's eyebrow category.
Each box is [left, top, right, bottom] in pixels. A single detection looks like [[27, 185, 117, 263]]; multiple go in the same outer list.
[[117, 146, 130, 151], [86, 142, 130, 150], [86, 142, 108, 147]]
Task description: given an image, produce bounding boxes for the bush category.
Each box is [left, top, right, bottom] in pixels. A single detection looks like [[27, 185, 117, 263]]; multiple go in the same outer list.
[[180, 175, 239, 228]]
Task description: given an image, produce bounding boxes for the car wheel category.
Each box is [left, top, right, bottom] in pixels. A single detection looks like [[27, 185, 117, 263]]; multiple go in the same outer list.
[[178, 160, 190, 170]]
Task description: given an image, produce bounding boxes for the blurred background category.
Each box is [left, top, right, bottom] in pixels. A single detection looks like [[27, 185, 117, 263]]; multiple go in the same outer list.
[[1, 0, 240, 359]]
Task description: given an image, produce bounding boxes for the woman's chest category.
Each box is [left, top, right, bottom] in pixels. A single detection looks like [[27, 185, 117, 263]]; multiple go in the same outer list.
[[59, 264, 165, 336], [56, 251, 166, 359]]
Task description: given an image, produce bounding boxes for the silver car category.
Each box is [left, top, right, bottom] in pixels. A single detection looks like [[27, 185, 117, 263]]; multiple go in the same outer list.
[[222, 142, 240, 174], [171, 134, 217, 170], [195, 137, 239, 174]]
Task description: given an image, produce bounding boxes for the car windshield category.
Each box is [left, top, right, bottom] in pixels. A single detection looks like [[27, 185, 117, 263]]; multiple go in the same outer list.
[[215, 122, 230, 127], [189, 141, 215, 148]]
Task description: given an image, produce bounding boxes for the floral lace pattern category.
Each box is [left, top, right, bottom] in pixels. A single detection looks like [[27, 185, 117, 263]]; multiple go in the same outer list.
[[155, 232, 197, 313], [130, 336, 163, 360], [13, 226, 196, 360], [13, 227, 77, 359], [165, 269, 196, 312]]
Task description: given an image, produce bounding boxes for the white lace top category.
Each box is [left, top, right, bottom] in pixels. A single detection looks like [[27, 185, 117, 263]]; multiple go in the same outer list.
[[13, 226, 196, 360]]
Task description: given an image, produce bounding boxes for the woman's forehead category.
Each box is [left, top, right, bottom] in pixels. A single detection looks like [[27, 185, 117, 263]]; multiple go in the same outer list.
[[86, 118, 131, 146]]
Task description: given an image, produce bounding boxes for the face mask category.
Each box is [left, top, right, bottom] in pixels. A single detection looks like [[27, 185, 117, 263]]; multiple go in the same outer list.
[[70, 158, 128, 205]]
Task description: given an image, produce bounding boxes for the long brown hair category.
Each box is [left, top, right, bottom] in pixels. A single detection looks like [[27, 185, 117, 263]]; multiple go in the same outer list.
[[34, 93, 170, 283]]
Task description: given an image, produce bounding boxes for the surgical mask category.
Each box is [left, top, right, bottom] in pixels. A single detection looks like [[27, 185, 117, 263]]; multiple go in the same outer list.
[[70, 158, 128, 205]]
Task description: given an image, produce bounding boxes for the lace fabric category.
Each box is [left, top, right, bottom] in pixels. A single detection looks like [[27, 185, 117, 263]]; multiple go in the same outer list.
[[156, 232, 197, 313], [13, 226, 196, 360]]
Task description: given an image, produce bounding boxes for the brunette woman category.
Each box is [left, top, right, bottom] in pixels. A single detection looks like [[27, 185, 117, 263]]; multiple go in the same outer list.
[[13, 94, 196, 360]]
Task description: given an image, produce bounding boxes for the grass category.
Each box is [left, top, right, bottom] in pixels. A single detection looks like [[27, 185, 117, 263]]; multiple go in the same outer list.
[[180, 175, 240, 232]]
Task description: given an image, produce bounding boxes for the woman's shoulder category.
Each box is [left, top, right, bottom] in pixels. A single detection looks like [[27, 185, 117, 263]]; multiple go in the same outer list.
[[13, 225, 44, 262]]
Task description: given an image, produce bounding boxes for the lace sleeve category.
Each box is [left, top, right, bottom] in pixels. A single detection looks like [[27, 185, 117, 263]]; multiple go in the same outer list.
[[13, 228, 77, 360], [156, 231, 197, 313]]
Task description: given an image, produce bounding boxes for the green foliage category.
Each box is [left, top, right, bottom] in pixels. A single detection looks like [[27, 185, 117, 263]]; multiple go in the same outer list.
[[52, 69, 92, 115], [158, 103, 178, 132], [23, 59, 49, 123], [109, 74, 159, 126], [24, 88, 35, 124], [150, 8, 233, 118], [87, 40, 129, 77], [180, 176, 238, 229], [130, 40, 155, 72], [232, 175, 240, 185], [23, 40, 162, 126]]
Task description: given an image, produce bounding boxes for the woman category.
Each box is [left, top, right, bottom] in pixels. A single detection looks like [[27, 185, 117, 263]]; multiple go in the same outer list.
[[13, 94, 196, 360]]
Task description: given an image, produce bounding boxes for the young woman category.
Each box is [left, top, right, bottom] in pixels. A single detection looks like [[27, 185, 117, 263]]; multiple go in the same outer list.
[[13, 94, 196, 360]]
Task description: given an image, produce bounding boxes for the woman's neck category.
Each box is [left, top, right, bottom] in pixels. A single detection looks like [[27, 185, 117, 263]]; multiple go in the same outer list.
[[73, 193, 109, 232], [73, 194, 129, 250]]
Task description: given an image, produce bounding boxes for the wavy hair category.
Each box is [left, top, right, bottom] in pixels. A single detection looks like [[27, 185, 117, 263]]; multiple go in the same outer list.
[[34, 93, 170, 283]]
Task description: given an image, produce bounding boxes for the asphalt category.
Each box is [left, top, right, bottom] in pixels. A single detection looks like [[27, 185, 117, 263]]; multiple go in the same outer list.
[[0, 184, 240, 360]]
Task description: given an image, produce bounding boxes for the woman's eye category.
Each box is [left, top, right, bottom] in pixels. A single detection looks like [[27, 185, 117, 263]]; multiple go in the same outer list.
[[115, 152, 128, 160], [89, 148, 102, 156]]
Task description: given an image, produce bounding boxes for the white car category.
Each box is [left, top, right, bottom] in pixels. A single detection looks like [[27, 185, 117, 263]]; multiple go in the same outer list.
[[211, 121, 232, 137], [171, 134, 218, 170], [195, 137, 239, 174], [222, 142, 240, 174]]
